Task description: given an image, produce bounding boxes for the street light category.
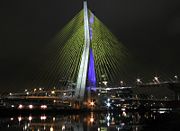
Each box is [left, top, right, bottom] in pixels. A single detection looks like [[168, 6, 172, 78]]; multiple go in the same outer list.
[[154, 77, 158, 81], [102, 81, 108, 86], [29, 105, 33, 109], [136, 78, 142, 84], [90, 101, 95, 106], [28, 116, 32, 121], [51, 90, 55, 94], [174, 75, 178, 81], [18, 116, 22, 122], [120, 81, 123, 86], [90, 117, 94, 123], [18, 104, 23, 109], [153, 76, 160, 83], [40, 105, 47, 109], [107, 102, 111, 107], [40, 115, 47, 120], [106, 99, 111, 108]]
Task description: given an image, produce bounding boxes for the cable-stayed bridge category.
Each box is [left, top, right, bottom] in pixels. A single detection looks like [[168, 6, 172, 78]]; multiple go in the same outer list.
[[28, 0, 128, 103], [1, 1, 180, 110]]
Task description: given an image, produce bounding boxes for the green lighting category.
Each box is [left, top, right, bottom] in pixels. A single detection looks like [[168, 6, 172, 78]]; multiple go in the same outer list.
[[31, 9, 129, 87]]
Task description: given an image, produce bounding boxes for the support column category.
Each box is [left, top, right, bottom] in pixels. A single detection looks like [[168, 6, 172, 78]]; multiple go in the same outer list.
[[75, 1, 90, 102]]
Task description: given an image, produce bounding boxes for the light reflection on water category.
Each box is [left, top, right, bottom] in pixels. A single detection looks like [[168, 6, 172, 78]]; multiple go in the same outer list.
[[0, 111, 165, 131]]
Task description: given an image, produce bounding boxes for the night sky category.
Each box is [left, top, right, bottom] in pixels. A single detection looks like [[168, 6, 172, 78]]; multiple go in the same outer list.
[[0, 0, 180, 92]]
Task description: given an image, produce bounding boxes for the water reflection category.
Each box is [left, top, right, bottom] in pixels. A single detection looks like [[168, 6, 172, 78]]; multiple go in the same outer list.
[[0, 111, 169, 131]]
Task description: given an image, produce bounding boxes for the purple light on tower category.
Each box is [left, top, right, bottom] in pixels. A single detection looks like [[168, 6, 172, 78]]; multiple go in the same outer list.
[[90, 28, 93, 40], [89, 13, 94, 25], [88, 13, 96, 91], [88, 48, 96, 91]]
